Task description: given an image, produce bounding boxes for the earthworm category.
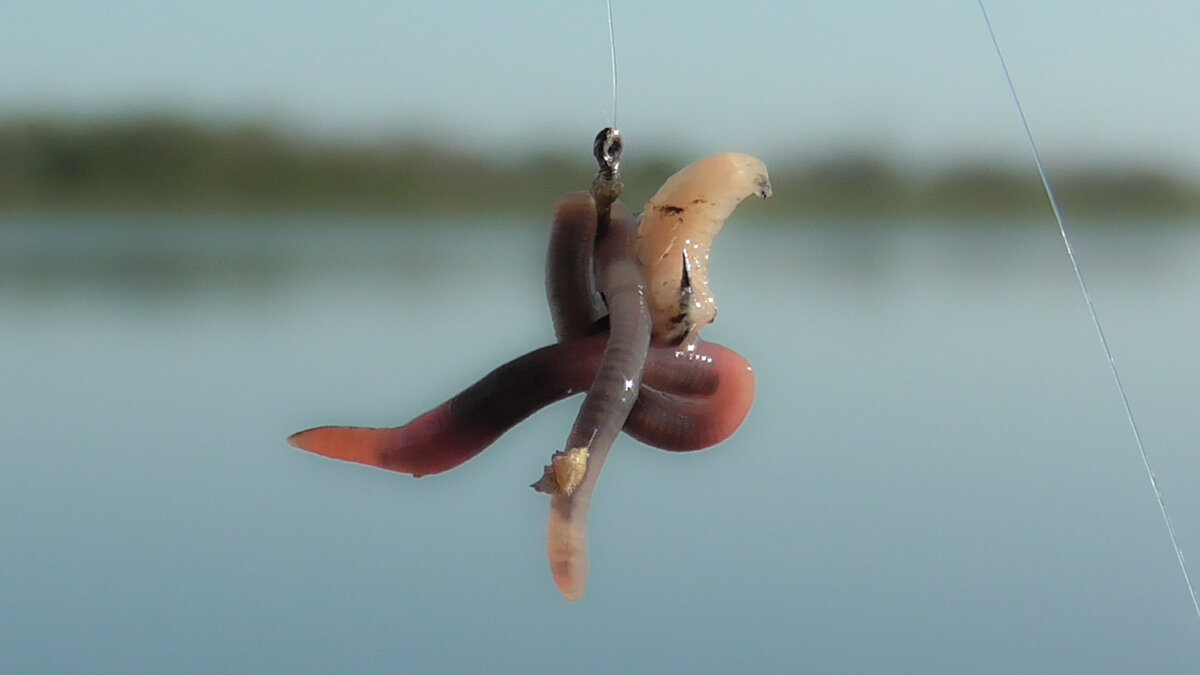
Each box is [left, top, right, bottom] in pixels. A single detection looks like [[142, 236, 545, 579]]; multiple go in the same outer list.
[[543, 153, 770, 599], [542, 340, 757, 600], [541, 193, 651, 600], [545, 193, 607, 342], [286, 335, 752, 477], [544, 190, 758, 452], [624, 342, 754, 452], [289, 145, 769, 602], [549, 201, 649, 464]]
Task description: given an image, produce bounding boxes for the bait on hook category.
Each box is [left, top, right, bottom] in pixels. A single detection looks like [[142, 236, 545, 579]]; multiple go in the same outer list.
[[289, 127, 770, 600]]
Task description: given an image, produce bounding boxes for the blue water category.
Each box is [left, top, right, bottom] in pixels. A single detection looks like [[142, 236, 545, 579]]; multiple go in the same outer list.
[[2, 214, 1199, 673]]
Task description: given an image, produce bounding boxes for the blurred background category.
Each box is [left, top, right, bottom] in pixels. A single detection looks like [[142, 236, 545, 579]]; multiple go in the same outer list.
[[3, 1, 1200, 673]]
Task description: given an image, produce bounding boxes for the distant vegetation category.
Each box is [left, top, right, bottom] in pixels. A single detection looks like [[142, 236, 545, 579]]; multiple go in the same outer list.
[[1, 115, 1197, 221]]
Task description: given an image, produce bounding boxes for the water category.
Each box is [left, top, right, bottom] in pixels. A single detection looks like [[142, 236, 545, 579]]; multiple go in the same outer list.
[[2, 214, 1200, 673]]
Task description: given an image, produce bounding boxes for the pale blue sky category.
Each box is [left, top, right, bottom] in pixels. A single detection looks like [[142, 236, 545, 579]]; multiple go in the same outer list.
[[3, 1, 1197, 173]]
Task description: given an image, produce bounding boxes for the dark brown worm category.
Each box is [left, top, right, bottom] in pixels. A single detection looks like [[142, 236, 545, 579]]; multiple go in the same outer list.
[[289, 194, 755, 475], [289, 184, 757, 602], [545, 193, 606, 342], [287, 334, 752, 474], [544, 196, 651, 599], [546, 192, 755, 451], [624, 344, 754, 452], [541, 191, 762, 600], [550, 197, 650, 464]]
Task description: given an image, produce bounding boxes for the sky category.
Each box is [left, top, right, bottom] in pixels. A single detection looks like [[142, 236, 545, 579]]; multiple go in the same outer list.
[[2, 1, 1198, 174]]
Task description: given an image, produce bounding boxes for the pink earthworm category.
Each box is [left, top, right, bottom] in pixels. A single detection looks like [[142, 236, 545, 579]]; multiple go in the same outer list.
[[540, 190, 756, 599], [289, 143, 767, 602], [546, 192, 755, 449], [540, 188, 650, 600], [286, 335, 752, 477]]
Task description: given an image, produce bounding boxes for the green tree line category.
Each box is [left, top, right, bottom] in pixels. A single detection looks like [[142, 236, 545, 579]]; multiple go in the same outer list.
[[1, 115, 1195, 219]]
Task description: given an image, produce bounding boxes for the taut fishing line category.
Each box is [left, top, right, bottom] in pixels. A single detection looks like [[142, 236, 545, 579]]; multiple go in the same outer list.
[[977, 0, 1200, 627], [604, 0, 618, 127]]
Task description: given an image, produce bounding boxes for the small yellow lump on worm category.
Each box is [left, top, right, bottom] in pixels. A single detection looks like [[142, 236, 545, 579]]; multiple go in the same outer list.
[[532, 446, 590, 496], [543, 151, 770, 603], [551, 446, 589, 496]]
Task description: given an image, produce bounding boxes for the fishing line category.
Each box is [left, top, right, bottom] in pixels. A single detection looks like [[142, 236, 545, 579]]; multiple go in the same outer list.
[[977, 0, 1200, 626], [604, 0, 619, 127]]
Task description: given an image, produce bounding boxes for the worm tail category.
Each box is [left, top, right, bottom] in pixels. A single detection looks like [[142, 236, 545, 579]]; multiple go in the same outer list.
[[288, 334, 751, 479], [544, 203, 651, 601], [289, 336, 608, 477]]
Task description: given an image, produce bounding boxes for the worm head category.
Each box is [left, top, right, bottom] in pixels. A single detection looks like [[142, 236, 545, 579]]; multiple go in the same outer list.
[[635, 152, 771, 345]]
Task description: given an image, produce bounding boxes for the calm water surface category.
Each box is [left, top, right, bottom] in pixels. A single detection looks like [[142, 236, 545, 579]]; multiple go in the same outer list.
[[2, 214, 1200, 673]]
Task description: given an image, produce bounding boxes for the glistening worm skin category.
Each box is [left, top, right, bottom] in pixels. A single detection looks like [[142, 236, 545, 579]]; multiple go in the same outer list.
[[624, 344, 753, 452], [545, 193, 607, 342], [546, 192, 756, 453], [540, 191, 757, 599], [289, 149, 768, 602], [286, 335, 753, 477], [541, 201, 651, 601], [549, 203, 650, 466], [291, 192, 752, 474]]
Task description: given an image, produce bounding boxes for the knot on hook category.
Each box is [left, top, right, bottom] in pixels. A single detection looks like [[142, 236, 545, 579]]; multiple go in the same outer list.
[[593, 127, 623, 180], [591, 127, 623, 212]]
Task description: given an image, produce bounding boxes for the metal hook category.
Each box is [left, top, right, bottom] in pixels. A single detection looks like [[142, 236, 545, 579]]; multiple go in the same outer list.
[[590, 127, 624, 216], [593, 127, 622, 180]]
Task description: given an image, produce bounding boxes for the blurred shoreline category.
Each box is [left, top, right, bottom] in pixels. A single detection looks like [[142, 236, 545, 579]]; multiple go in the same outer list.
[[2, 115, 1197, 222]]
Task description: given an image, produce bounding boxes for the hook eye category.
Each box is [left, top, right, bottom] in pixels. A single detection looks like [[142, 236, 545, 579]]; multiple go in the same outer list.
[[593, 127, 622, 179]]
